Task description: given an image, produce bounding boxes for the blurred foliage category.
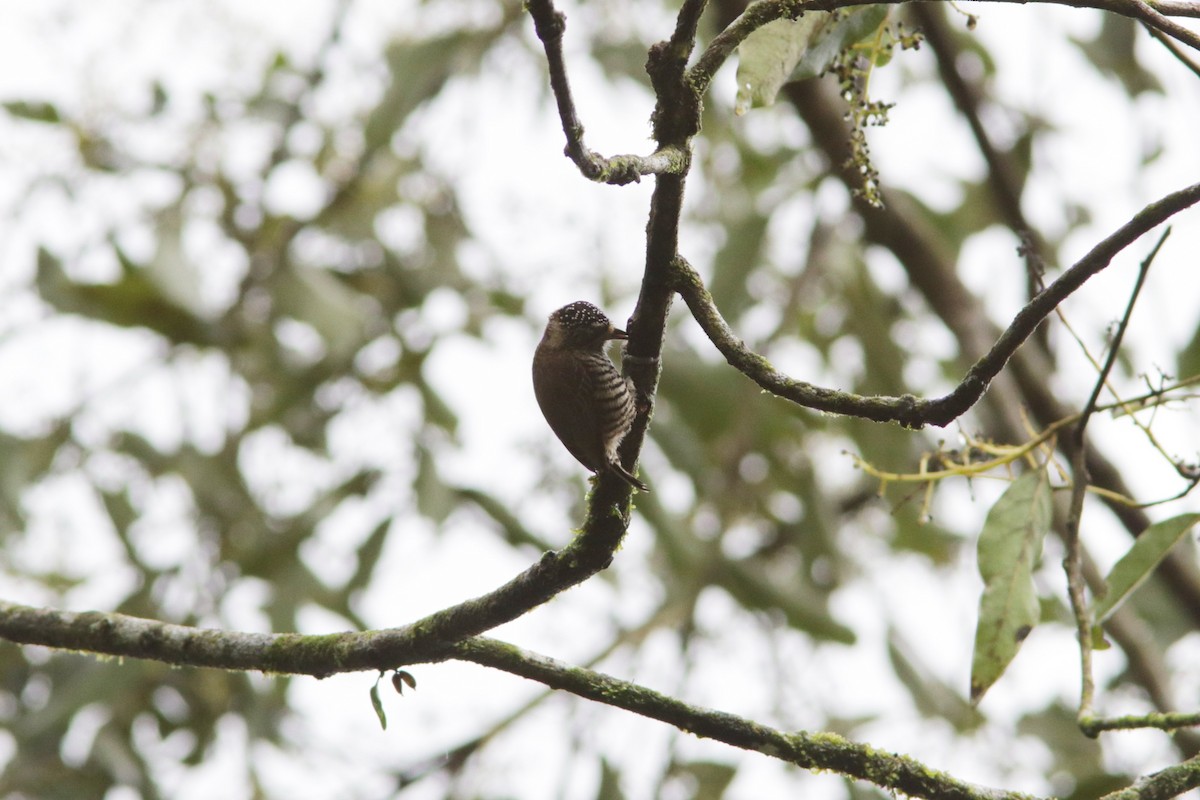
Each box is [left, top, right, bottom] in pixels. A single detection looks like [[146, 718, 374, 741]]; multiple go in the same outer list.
[[0, 0, 1198, 798]]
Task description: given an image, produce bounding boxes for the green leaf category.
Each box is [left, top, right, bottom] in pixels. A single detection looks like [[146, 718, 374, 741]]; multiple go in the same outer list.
[[3, 100, 61, 123], [734, 6, 888, 114], [969, 469, 1052, 704], [735, 15, 827, 115], [370, 675, 387, 730], [1093, 513, 1200, 623]]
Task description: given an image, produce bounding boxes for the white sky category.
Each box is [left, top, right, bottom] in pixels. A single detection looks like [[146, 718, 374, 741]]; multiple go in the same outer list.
[[2, 1, 1200, 799]]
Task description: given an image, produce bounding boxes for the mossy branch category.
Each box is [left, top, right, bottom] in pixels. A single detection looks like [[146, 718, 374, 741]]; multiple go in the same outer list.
[[672, 182, 1200, 429]]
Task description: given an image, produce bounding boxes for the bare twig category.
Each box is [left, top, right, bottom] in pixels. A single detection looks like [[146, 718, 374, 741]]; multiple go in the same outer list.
[[1146, 22, 1200, 76], [672, 184, 1200, 429], [1085, 711, 1200, 736], [1063, 229, 1166, 721]]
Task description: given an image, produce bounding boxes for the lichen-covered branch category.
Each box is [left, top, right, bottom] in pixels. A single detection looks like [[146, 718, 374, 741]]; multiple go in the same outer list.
[[1096, 756, 1200, 800], [0, 474, 638, 675], [673, 182, 1200, 429], [451, 637, 1036, 800]]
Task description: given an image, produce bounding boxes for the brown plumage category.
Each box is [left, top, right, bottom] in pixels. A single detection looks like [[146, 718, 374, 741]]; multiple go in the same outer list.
[[532, 301, 648, 492]]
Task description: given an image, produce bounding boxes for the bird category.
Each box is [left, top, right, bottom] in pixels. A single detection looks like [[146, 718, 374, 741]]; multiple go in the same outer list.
[[533, 301, 649, 492]]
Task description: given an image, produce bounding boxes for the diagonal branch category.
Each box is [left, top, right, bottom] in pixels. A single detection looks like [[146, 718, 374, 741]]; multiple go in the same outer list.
[[0, 462, 640, 674], [1066, 229, 1166, 725], [673, 182, 1200, 429], [450, 636, 1037, 800], [451, 636, 1200, 799], [1146, 21, 1200, 75]]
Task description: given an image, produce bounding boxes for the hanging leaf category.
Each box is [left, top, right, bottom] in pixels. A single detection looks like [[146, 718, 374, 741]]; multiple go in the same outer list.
[[370, 674, 388, 730], [1093, 513, 1200, 623], [969, 468, 1052, 704]]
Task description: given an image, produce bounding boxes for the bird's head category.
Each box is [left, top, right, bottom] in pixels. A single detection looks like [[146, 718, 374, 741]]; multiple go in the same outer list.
[[541, 301, 627, 351]]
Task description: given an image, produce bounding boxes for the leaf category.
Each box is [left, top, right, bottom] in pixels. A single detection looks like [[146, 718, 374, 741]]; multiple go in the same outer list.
[[735, 15, 826, 115], [370, 676, 387, 730], [969, 469, 1052, 704], [36, 247, 213, 345], [668, 761, 737, 800], [1093, 513, 1200, 623], [593, 758, 626, 800], [734, 6, 888, 114], [792, 6, 889, 80], [392, 670, 417, 695], [3, 100, 61, 123]]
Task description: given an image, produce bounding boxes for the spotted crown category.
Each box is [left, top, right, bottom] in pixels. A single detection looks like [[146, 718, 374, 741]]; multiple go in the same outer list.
[[551, 301, 613, 331]]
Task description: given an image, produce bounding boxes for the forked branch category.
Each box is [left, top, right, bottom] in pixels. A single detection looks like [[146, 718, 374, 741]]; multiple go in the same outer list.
[[527, 0, 690, 184]]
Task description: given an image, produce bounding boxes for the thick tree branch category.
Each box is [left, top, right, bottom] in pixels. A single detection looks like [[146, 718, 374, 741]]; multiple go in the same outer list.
[[0, 464, 643, 674], [9, 599, 1194, 799], [673, 182, 1200, 428]]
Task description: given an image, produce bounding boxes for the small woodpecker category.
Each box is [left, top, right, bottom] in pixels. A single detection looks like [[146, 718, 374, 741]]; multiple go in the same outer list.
[[532, 301, 648, 492]]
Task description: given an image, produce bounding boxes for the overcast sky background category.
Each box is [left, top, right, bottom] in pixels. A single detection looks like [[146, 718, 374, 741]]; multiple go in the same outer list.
[[2, 1, 1200, 798]]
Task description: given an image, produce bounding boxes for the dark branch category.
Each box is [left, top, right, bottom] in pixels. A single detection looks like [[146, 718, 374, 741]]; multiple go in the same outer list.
[[673, 183, 1200, 429], [1146, 21, 1200, 76]]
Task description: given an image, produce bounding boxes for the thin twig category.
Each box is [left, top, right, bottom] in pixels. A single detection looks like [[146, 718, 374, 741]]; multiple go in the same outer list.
[[1146, 22, 1200, 77], [1064, 228, 1167, 720], [1084, 710, 1200, 736], [915, 4, 1048, 271]]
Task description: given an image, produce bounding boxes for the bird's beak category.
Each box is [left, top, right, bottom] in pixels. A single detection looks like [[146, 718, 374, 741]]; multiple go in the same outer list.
[[608, 325, 628, 341]]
